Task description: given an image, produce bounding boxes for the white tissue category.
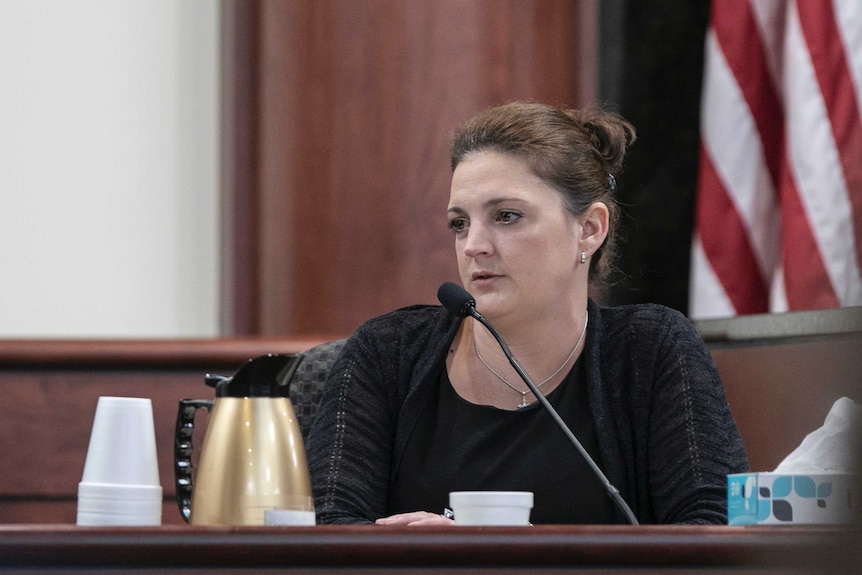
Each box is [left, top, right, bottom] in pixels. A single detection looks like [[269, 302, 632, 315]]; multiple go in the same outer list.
[[773, 396, 861, 474]]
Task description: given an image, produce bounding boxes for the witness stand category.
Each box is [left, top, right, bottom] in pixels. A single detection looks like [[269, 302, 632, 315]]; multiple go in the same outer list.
[[0, 308, 860, 572]]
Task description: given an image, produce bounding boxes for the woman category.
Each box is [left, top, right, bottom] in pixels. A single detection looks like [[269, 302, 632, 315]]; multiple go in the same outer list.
[[306, 101, 749, 525]]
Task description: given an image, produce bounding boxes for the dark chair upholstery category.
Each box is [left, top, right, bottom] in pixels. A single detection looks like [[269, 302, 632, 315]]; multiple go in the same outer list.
[[289, 338, 348, 440]]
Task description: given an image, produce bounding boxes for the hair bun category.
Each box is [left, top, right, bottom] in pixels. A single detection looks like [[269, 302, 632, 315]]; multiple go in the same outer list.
[[576, 110, 636, 174]]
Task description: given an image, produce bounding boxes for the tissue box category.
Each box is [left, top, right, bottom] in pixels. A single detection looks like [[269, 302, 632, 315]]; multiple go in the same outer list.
[[728, 473, 860, 525]]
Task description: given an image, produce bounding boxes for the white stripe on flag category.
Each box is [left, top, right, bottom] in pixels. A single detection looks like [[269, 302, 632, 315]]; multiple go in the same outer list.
[[749, 0, 785, 89], [834, 0, 862, 118], [690, 234, 737, 319]]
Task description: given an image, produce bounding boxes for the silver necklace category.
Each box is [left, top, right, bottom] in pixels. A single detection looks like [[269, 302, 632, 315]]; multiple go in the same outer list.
[[473, 311, 589, 409]]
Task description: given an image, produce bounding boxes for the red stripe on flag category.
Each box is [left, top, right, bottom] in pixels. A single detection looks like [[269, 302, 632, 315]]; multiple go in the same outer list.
[[797, 0, 862, 283], [710, 0, 784, 185], [696, 146, 769, 314], [778, 153, 840, 309]]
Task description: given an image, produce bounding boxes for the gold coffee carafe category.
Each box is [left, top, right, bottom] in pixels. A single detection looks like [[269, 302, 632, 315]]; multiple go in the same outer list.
[[174, 354, 314, 525]]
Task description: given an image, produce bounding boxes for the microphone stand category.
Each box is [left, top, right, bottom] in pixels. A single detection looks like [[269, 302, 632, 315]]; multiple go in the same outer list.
[[468, 305, 640, 526]]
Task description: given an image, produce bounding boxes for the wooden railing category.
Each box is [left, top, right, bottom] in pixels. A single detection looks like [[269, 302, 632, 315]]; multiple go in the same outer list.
[[0, 524, 856, 573]]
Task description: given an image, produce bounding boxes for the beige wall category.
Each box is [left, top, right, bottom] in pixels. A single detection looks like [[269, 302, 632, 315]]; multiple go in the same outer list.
[[0, 1, 220, 337]]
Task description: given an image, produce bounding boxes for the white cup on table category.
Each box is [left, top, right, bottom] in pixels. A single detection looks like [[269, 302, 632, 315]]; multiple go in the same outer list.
[[76, 396, 162, 526], [449, 491, 533, 526]]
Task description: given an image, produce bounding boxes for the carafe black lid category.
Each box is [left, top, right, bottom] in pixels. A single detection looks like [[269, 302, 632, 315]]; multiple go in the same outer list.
[[205, 353, 304, 397]]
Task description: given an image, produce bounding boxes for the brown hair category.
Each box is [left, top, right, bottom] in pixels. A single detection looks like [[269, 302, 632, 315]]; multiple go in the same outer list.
[[450, 101, 636, 289]]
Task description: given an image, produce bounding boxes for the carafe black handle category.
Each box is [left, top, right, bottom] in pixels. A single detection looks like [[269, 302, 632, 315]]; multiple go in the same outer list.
[[174, 399, 213, 523]]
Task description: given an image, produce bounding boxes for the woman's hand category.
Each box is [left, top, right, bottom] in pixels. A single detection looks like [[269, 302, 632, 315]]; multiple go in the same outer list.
[[375, 511, 454, 526]]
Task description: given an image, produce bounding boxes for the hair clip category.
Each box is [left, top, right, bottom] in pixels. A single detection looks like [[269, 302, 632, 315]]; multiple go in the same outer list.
[[608, 174, 617, 193]]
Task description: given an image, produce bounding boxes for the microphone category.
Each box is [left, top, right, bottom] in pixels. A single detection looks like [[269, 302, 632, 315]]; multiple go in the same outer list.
[[437, 281, 476, 318], [437, 282, 639, 525]]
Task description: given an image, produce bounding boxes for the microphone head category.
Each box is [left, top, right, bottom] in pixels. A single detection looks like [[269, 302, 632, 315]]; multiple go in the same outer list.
[[437, 282, 476, 318]]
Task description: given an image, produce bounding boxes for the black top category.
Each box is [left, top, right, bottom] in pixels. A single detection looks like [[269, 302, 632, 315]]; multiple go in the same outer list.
[[390, 359, 616, 524]]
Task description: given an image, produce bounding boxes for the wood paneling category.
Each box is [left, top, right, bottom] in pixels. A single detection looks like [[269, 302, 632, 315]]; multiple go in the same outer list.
[[222, 0, 590, 336], [0, 337, 334, 525], [221, 0, 264, 334], [710, 334, 862, 473]]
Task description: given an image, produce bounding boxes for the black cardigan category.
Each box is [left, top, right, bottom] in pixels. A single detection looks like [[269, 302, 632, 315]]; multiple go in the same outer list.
[[306, 300, 750, 524]]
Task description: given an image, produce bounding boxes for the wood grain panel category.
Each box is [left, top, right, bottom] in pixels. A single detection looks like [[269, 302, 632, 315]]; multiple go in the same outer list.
[[710, 335, 862, 473], [222, 0, 263, 334], [0, 370, 206, 524], [0, 337, 335, 525], [223, 0, 589, 336]]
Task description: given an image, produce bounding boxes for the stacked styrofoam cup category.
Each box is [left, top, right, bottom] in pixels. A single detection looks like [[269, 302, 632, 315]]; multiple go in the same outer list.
[[76, 397, 162, 526]]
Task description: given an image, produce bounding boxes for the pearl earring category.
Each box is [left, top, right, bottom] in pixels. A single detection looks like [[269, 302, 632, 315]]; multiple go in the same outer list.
[[580, 251, 587, 264]]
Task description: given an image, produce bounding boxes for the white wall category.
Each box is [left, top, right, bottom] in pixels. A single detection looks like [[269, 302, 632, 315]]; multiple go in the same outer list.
[[0, 1, 220, 337]]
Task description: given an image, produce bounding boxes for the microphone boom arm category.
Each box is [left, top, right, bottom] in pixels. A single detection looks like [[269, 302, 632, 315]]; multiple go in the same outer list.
[[468, 306, 640, 526]]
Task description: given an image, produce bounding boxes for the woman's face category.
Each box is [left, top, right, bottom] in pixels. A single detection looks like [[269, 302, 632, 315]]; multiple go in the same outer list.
[[447, 151, 585, 323]]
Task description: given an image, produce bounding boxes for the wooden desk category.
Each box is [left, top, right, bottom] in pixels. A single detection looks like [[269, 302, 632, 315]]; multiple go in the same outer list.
[[0, 524, 855, 574]]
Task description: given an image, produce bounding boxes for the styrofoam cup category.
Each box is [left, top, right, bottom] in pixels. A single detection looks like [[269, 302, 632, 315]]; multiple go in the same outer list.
[[449, 491, 533, 526], [80, 397, 160, 486], [77, 397, 162, 526], [264, 509, 316, 526], [76, 483, 162, 526]]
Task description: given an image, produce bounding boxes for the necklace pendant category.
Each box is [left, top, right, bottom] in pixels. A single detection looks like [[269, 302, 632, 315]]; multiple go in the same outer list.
[[518, 395, 529, 409]]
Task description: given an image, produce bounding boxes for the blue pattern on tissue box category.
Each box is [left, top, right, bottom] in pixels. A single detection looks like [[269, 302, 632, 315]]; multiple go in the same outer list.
[[728, 473, 858, 525]]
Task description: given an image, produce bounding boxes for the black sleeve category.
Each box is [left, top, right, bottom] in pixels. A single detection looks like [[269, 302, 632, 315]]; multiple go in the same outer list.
[[646, 310, 750, 524], [306, 327, 397, 524]]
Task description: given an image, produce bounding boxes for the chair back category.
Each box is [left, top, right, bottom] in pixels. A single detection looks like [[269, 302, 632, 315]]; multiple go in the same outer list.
[[289, 339, 347, 440]]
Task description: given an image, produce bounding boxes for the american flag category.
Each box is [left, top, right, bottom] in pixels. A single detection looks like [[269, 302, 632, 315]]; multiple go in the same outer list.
[[690, 0, 862, 319]]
